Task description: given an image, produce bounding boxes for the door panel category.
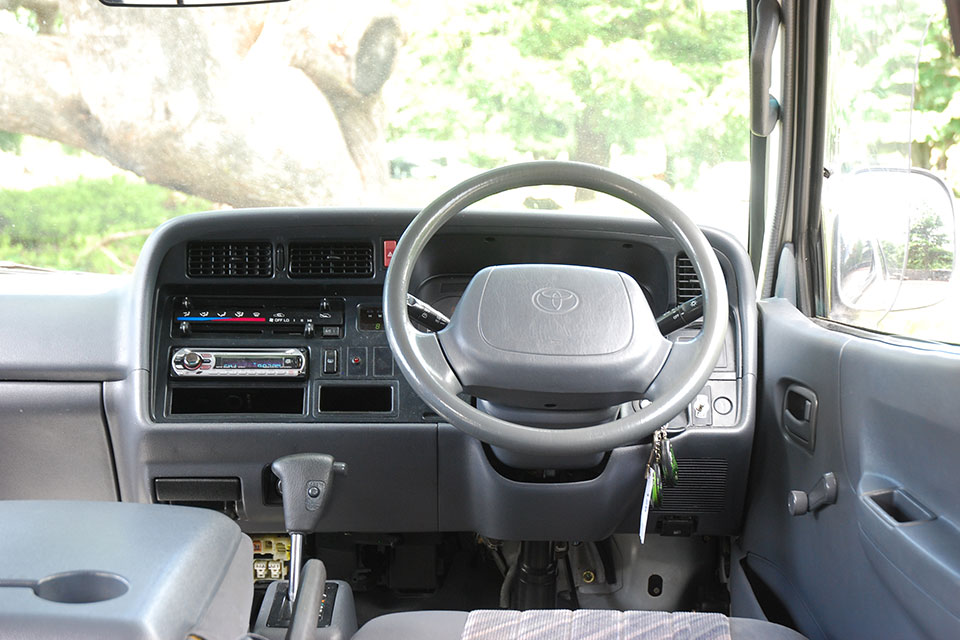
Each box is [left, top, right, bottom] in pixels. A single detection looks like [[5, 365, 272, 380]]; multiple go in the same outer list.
[[740, 299, 960, 639], [841, 339, 960, 637]]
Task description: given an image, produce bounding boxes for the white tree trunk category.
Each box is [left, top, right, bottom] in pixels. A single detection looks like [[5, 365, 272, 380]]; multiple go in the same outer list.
[[0, 0, 402, 207]]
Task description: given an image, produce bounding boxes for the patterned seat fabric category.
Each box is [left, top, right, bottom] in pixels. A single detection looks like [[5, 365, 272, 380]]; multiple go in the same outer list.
[[460, 610, 731, 640]]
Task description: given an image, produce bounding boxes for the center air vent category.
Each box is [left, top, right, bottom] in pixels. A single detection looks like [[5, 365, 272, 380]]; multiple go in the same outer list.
[[288, 242, 374, 278], [187, 242, 273, 278], [675, 255, 702, 303]]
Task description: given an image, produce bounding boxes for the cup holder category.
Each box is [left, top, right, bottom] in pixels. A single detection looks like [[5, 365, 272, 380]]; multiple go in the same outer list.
[[32, 571, 129, 604]]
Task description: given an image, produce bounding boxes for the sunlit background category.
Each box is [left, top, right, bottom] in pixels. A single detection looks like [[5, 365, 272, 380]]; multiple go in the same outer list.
[[0, 0, 751, 273]]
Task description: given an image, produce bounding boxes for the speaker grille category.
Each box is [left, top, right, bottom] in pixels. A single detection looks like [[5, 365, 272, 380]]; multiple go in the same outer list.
[[655, 457, 728, 513]]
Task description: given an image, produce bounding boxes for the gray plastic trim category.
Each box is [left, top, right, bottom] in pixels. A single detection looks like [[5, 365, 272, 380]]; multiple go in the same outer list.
[[0, 382, 118, 501], [744, 299, 960, 640], [0, 274, 130, 381], [105, 371, 439, 532], [0, 501, 251, 640], [253, 580, 358, 640]]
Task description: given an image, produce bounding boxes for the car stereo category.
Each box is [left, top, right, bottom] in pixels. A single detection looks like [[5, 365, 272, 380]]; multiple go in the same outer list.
[[170, 348, 307, 378]]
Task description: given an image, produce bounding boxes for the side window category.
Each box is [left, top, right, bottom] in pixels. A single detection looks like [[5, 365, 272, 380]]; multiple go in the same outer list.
[[821, 0, 959, 344]]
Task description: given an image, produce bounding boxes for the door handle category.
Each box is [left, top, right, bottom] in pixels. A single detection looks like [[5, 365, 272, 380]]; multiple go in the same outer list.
[[783, 383, 818, 450]]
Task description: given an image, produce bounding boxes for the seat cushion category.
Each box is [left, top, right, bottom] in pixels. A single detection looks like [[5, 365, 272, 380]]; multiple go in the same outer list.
[[353, 611, 469, 640], [352, 610, 807, 640], [462, 610, 732, 640]]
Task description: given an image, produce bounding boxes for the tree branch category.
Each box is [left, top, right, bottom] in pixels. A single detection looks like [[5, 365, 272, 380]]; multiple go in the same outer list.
[[0, 34, 92, 149], [79, 228, 153, 261], [0, 6, 393, 207], [289, 16, 402, 191]]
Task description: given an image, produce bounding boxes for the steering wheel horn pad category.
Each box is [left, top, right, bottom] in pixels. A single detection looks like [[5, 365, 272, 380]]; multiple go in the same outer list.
[[383, 161, 728, 456], [438, 263, 671, 411]]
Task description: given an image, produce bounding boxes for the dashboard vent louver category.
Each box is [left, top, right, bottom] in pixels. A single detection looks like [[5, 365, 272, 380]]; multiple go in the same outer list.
[[288, 242, 374, 278], [675, 255, 702, 303], [186, 242, 273, 278]]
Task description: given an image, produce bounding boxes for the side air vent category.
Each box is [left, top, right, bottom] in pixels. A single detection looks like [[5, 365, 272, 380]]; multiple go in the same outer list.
[[288, 242, 374, 278], [656, 458, 728, 513], [187, 242, 273, 278], [675, 255, 702, 303]]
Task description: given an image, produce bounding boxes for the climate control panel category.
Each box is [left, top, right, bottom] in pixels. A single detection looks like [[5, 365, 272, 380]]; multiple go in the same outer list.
[[154, 290, 430, 422]]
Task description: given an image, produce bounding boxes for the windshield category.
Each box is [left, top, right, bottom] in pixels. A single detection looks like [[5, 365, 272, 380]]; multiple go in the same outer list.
[[0, 0, 750, 273]]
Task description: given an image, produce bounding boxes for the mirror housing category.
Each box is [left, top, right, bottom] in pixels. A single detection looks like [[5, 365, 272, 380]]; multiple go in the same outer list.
[[826, 168, 956, 314]]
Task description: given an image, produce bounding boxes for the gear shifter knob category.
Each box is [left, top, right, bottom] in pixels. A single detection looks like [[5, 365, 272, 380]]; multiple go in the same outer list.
[[272, 453, 347, 533], [271, 453, 347, 605]]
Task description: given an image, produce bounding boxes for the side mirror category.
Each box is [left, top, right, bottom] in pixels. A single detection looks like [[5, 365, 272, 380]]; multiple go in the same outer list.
[[827, 168, 956, 313]]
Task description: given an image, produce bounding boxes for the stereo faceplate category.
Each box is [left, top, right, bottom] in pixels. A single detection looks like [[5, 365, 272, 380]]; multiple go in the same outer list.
[[171, 347, 307, 377]]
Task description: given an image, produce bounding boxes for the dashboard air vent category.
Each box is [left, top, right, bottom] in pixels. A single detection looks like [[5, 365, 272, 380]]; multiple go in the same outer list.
[[187, 242, 273, 278], [675, 255, 702, 303], [288, 242, 374, 278]]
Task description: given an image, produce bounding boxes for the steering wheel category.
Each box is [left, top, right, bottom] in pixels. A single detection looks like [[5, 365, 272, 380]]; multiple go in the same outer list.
[[384, 161, 728, 457]]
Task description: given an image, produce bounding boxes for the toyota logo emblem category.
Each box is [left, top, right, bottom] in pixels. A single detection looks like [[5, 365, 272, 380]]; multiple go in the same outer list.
[[532, 287, 579, 314]]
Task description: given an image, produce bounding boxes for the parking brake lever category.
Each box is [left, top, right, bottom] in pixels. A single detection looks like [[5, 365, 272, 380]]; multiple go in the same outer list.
[[271, 453, 347, 603]]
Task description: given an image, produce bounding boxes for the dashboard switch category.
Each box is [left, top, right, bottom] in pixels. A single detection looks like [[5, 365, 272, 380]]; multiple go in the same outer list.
[[347, 347, 367, 376], [373, 347, 393, 377], [383, 240, 397, 267], [321, 325, 340, 338], [322, 349, 339, 375]]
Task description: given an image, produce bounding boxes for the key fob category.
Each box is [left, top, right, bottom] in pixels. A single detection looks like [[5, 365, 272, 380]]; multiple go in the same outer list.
[[660, 435, 679, 488]]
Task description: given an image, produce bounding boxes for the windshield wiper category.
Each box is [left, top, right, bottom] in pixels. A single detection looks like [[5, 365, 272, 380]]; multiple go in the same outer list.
[[0, 261, 59, 274], [0, 262, 94, 275]]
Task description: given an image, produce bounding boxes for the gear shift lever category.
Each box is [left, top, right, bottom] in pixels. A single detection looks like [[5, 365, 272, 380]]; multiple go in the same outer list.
[[271, 453, 347, 603]]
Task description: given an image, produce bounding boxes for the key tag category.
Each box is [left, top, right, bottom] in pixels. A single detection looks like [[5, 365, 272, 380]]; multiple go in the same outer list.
[[639, 464, 658, 544]]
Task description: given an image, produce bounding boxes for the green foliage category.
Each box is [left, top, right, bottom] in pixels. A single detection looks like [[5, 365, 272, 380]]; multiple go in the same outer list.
[[914, 15, 960, 181], [0, 177, 212, 273], [880, 214, 953, 271], [0, 131, 23, 155], [906, 213, 954, 269], [828, 0, 960, 195], [389, 0, 750, 187]]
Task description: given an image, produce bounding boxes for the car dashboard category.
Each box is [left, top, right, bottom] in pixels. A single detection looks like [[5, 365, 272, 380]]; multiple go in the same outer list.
[[0, 208, 756, 542]]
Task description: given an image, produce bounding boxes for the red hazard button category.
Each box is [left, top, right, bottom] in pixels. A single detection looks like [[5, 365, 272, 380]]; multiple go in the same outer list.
[[383, 240, 397, 267]]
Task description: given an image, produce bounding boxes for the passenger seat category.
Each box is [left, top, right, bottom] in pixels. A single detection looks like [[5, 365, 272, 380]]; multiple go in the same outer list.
[[352, 609, 807, 640]]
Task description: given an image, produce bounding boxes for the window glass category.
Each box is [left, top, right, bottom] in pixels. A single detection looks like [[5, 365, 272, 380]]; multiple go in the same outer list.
[[822, 0, 960, 343], [0, 0, 751, 274]]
